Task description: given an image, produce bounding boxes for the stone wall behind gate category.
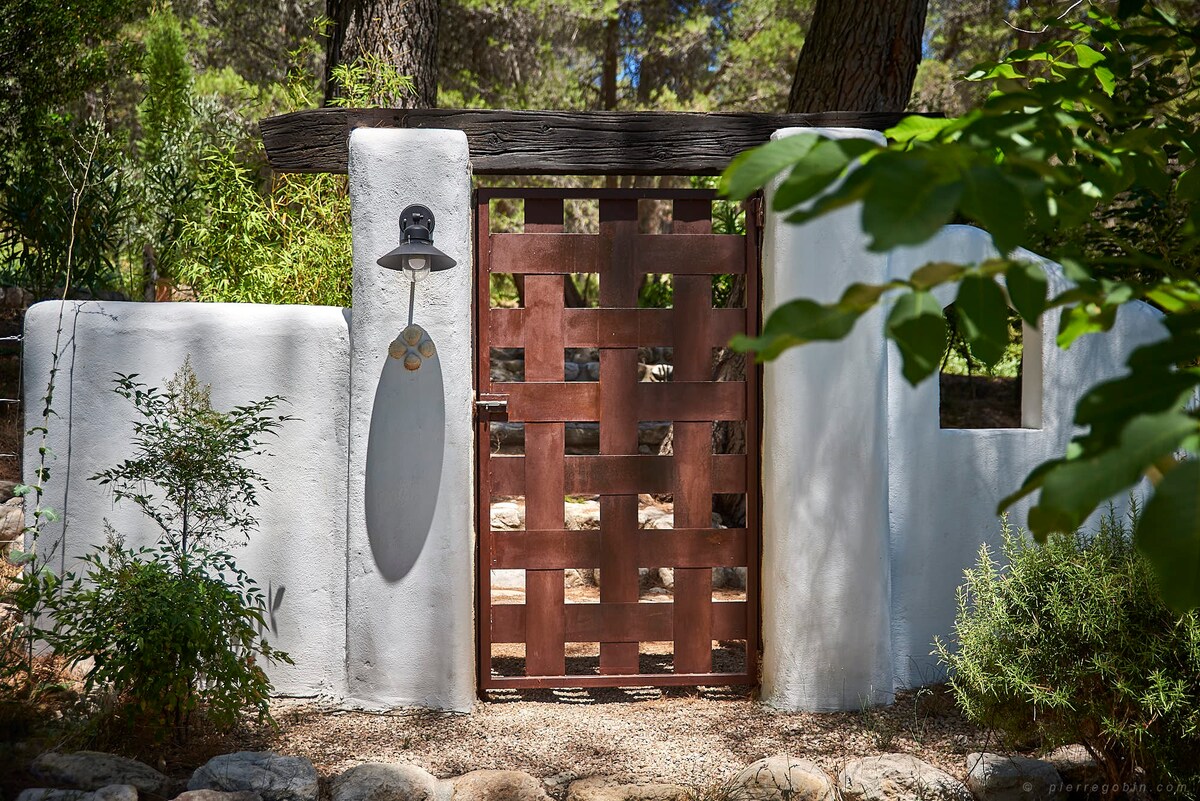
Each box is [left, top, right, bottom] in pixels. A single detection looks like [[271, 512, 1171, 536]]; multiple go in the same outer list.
[[23, 127, 1170, 711]]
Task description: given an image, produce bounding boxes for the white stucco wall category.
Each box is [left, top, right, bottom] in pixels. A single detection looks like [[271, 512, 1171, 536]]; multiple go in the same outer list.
[[344, 127, 475, 711], [759, 127, 1168, 711], [760, 127, 894, 712], [22, 301, 351, 695], [885, 226, 1168, 689]]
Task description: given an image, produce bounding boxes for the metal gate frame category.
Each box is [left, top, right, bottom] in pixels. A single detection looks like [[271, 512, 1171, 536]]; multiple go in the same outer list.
[[474, 187, 762, 690]]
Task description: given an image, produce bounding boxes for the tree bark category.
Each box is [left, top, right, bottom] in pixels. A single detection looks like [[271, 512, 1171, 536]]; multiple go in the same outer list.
[[787, 0, 929, 113], [324, 0, 440, 107]]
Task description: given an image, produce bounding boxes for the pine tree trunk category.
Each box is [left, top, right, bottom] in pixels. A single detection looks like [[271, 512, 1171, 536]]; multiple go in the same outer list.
[[324, 0, 440, 107], [787, 0, 928, 113]]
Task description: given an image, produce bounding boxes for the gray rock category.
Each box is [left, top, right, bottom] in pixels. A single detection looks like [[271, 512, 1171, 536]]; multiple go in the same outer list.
[[1045, 745, 1104, 790], [966, 753, 1065, 801], [451, 770, 550, 801], [0, 496, 26, 542], [728, 756, 836, 801], [839, 754, 972, 801], [712, 567, 745, 590], [19, 786, 138, 801], [582, 362, 600, 381], [173, 792, 264, 801], [490, 502, 524, 531], [564, 362, 581, 381], [565, 501, 601, 530], [331, 763, 440, 801], [31, 751, 170, 795], [566, 777, 689, 801], [188, 753, 318, 801]]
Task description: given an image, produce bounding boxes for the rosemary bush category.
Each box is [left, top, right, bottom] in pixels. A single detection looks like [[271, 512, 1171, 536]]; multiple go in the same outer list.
[[937, 508, 1200, 794]]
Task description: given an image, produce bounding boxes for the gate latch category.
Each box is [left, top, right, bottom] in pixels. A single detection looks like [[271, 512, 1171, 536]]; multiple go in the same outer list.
[[475, 394, 509, 419]]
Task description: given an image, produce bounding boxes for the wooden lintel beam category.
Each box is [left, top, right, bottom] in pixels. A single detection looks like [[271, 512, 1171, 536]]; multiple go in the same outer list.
[[258, 107, 910, 176]]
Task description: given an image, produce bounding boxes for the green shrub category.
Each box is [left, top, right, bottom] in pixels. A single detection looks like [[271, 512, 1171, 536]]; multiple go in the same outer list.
[[44, 359, 292, 742], [46, 535, 289, 740], [936, 509, 1200, 794]]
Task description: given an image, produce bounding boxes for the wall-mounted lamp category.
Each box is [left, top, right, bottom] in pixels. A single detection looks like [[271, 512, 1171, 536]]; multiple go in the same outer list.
[[378, 205, 455, 371], [377, 204, 457, 283]]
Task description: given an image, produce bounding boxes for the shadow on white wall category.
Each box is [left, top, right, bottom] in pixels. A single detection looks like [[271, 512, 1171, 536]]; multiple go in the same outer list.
[[364, 327, 445, 581]]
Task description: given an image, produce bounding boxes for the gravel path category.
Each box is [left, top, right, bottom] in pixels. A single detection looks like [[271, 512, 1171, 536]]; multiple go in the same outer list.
[[233, 687, 996, 792]]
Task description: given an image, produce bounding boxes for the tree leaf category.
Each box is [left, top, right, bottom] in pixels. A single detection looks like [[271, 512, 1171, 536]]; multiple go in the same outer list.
[[733, 298, 863, 361], [860, 151, 963, 250], [961, 167, 1027, 254], [954, 274, 1010, 367], [720, 134, 820, 201], [1135, 459, 1200, 612], [772, 137, 878, 211], [886, 115, 955, 144], [909, 261, 965, 290], [1028, 410, 1198, 538], [1004, 260, 1048, 326], [886, 291, 948, 385]]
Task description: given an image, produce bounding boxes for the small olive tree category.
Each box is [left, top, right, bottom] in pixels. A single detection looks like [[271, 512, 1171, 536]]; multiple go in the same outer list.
[[46, 359, 293, 741]]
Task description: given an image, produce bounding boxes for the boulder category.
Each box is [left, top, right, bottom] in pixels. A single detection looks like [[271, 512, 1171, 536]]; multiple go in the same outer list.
[[727, 756, 836, 801], [18, 786, 138, 801], [188, 753, 319, 801], [564, 362, 581, 381], [174, 792, 264, 801], [331, 763, 441, 801], [965, 753, 1065, 801], [566, 777, 689, 801], [490, 502, 524, 531], [31, 751, 170, 795], [1045, 745, 1104, 790], [565, 501, 601, 530], [839, 754, 971, 801], [451, 770, 549, 801], [1, 496, 26, 542]]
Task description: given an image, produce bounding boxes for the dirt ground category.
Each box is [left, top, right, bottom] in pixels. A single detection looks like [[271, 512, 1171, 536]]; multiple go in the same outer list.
[[206, 687, 998, 793]]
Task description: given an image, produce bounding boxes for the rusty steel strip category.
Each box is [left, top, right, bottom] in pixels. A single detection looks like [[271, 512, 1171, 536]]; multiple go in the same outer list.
[[521, 199, 569, 677], [490, 528, 749, 570], [489, 381, 746, 423], [490, 233, 744, 276], [491, 602, 749, 644], [597, 197, 641, 675], [474, 194, 496, 692], [490, 306, 745, 348], [489, 454, 747, 495], [670, 198, 719, 675]]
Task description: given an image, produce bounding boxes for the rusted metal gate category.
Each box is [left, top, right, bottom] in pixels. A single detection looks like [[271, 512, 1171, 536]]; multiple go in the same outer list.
[[474, 187, 760, 690]]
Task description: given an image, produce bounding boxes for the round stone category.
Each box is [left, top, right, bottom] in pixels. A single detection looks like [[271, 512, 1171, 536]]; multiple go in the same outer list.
[[404, 352, 422, 371], [388, 339, 407, 360], [418, 340, 436, 358], [402, 325, 423, 345]]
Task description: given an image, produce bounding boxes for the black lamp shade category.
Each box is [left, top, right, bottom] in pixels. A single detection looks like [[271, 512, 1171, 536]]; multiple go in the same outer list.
[[377, 204, 457, 272]]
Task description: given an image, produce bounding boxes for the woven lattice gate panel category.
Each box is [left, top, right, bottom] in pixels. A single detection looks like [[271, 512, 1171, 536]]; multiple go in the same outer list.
[[475, 187, 760, 690]]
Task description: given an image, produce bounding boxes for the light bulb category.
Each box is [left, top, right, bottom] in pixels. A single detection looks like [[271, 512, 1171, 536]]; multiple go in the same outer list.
[[405, 254, 430, 283]]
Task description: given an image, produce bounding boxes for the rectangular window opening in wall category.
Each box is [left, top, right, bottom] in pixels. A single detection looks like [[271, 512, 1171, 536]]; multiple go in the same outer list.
[[939, 303, 1043, 430]]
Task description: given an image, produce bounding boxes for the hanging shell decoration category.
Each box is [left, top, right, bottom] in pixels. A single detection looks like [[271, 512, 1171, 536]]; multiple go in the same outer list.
[[389, 324, 436, 371]]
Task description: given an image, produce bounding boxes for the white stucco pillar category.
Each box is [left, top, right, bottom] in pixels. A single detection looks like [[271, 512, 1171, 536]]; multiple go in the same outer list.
[[760, 127, 892, 711], [346, 128, 475, 710]]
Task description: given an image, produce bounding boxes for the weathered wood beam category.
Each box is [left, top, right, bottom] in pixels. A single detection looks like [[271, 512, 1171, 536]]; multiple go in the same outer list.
[[259, 108, 909, 175]]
